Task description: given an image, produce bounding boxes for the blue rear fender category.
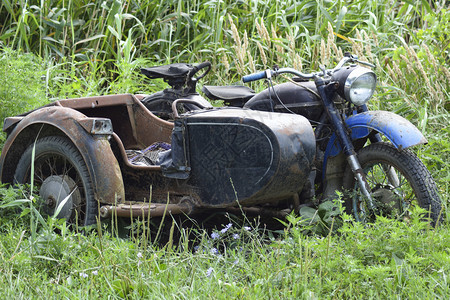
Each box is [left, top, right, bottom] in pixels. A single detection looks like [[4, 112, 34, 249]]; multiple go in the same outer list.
[[325, 110, 427, 158]]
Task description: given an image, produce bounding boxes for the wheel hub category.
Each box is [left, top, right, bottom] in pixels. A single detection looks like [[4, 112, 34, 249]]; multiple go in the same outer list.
[[372, 187, 402, 214], [39, 175, 81, 219]]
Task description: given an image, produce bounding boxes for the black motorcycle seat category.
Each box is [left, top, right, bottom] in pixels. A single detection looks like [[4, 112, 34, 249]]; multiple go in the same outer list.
[[202, 85, 255, 102], [141, 63, 192, 80]]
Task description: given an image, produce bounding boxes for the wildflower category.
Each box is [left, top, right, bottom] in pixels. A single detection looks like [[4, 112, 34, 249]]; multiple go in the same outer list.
[[206, 267, 214, 277], [232, 233, 239, 240], [211, 248, 219, 255], [79, 272, 88, 278], [233, 259, 239, 265], [244, 226, 251, 231], [211, 232, 220, 239], [137, 252, 143, 259], [92, 270, 98, 276], [220, 223, 232, 234]]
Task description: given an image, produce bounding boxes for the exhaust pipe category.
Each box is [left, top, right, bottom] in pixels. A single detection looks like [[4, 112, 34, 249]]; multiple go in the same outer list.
[[99, 202, 192, 218]]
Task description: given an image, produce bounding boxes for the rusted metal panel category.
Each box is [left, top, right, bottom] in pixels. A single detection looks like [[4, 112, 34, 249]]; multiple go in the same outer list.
[[182, 108, 316, 207], [56, 94, 134, 109], [0, 106, 124, 204], [130, 96, 173, 145], [2, 117, 24, 133]]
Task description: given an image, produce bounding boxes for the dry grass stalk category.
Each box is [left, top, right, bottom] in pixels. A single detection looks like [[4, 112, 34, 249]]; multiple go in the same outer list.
[[228, 15, 241, 47], [243, 30, 249, 54], [392, 60, 407, 87], [294, 53, 303, 71], [326, 22, 334, 61], [287, 32, 299, 69], [409, 94, 418, 107], [327, 22, 340, 58], [371, 32, 379, 47], [320, 39, 328, 65], [386, 63, 396, 80], [287, 31, 295, 52], [221, 54, 230, 74], [260, 19, 271, 47], [442, 65, 450, 84], [363, 31, 373, 59], [271, 24, 277, 40], [256, 41, 267, 68], [404, 44, 416, 62], [255, 20, 263, 42], [399, 54, 418, 76], [287, 31, 297, 66], [337, 46, 344, 59], [423, 44, 437, 71], [271, 24, 284, 62], [228, 15, 245, 73], [405, 44, 439, 102], [351, 29, 369, 62], [248, 50, 256, 73]]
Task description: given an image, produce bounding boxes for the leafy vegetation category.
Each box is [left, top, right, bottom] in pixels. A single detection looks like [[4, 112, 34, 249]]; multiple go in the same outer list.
[[0, 189, 448, 299], [0, 0, 449, 298], [0, 47, 49, 145]]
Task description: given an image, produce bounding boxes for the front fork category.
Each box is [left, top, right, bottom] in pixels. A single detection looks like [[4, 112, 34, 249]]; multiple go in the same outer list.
[[315, 77, 376, 210], [362, 105, 401, 188]]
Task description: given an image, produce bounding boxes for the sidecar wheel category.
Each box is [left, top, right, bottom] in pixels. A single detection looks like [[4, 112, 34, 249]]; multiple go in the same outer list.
[[343, 142, 442, 225], [14, 136, 98, 226]]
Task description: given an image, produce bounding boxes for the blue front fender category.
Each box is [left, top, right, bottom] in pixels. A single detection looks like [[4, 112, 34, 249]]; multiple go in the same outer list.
[[325, 110, 427, 158]]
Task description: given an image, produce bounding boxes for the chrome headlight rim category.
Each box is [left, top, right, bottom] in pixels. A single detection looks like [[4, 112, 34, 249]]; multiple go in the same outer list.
[[343, 67, 377, 106]]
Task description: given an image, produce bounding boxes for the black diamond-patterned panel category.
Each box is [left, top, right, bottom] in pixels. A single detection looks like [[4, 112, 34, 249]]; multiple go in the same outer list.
[[187, 121, 278, 205]]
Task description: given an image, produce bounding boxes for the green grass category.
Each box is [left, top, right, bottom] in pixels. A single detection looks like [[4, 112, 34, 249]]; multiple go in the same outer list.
[[0, 189, 449, 299]]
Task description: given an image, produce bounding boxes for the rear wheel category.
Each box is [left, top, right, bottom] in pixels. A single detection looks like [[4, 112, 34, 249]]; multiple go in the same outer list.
[[343, 142, 442, 225], [14, 136, 97, 226]]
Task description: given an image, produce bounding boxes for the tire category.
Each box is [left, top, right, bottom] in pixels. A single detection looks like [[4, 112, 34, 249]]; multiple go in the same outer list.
[[343, 142, 442, 225], [14, 136, 98, 226]]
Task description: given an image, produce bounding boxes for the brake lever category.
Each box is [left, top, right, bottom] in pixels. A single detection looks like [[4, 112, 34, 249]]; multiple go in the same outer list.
[[355, 59, 376, 69]]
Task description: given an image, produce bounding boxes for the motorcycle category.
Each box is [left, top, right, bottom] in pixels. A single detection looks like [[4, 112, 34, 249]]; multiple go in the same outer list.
[[0, 54, 442, 227], [141, 54, 443, 225]]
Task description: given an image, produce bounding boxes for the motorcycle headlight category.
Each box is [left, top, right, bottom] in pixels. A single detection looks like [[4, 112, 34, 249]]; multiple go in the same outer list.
[[343, 68, 377, 106]]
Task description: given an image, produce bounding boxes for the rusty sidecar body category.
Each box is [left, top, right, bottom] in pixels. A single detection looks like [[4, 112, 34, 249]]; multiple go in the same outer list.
[[0, 93, 315, 225]]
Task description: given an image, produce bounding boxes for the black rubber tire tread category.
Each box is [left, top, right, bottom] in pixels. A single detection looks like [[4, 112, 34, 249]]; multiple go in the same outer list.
[[343, 142, 442, 225], [14, 136, 98, 226]]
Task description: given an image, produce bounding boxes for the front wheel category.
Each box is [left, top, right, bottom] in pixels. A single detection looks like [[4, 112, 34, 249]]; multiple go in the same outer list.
[[343, 142, 442, 225], [14, 136, 98, 226]]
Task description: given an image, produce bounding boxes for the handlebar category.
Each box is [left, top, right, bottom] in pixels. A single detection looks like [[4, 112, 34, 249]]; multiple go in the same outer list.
[[242, 71, 268, 83], [241, 55, 375, 83], [192, 61, 211, 81]]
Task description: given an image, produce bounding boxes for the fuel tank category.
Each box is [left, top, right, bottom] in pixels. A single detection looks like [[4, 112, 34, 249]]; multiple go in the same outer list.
[[162, 108, 316, 207], [244, 81, 323, 122]]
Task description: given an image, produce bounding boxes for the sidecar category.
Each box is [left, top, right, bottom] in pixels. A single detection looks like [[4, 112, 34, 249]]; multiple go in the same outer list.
[[0, 93, 315, 225]]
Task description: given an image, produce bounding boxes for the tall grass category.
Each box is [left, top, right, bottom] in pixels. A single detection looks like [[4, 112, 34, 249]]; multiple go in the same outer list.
[[1, 1, 447, 103]]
